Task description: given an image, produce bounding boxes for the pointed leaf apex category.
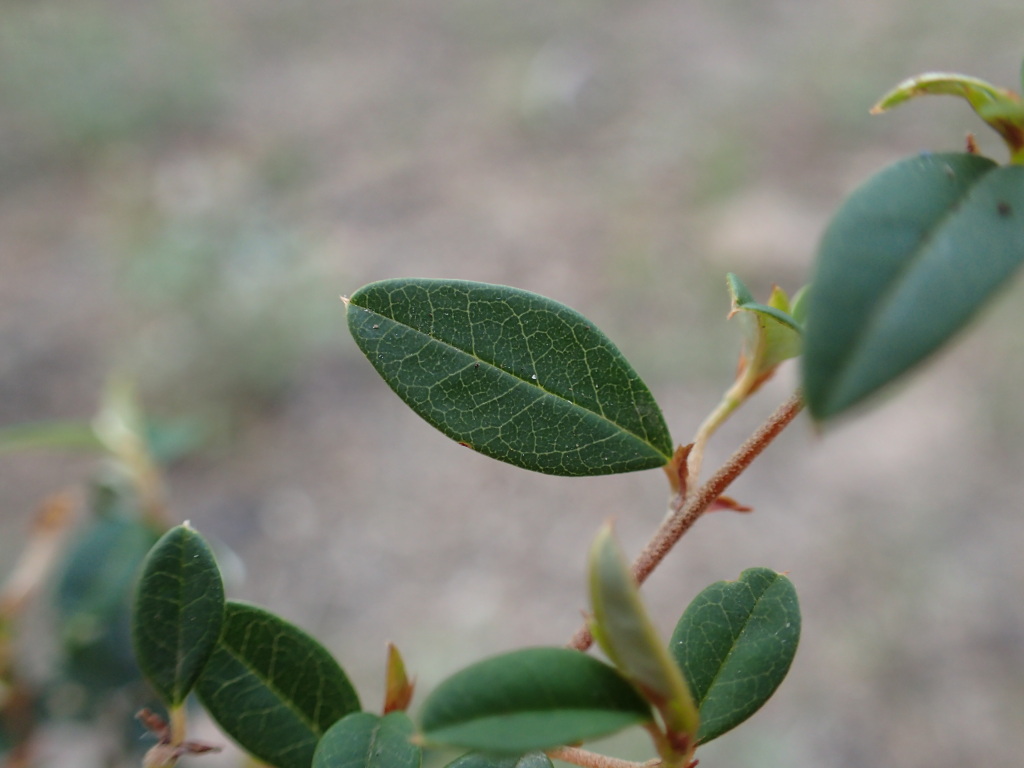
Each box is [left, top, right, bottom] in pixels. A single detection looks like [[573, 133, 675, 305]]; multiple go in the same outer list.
[[384, 642, 416, 714], [871, 71, 1024, 160]]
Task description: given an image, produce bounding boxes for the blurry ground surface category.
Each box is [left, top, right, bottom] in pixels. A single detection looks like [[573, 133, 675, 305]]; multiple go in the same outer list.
[[2, 1, 1024, 767]]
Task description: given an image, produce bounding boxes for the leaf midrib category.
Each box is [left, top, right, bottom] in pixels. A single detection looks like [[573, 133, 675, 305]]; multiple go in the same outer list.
[[365, 307, 670, 459], [827, 163, 996, 409]]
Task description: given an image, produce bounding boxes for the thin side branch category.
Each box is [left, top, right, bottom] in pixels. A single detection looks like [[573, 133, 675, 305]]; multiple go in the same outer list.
[[569, 389, 804, 651], [547, 746, 660, 768]]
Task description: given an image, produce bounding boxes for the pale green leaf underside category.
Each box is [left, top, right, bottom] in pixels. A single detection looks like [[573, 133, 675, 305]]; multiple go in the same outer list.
[[669, 568, 800, 744], [195, 602, 361, 768], [132, 525, 224, 706], [803, 153, 1024, 419], [0, 420, 102, 454], [588, 525, 698, 738], [419, 647, 652, 753], [347, 279, 672, 476], [313, 712, 420, 768], [726, 273, 803, 371]]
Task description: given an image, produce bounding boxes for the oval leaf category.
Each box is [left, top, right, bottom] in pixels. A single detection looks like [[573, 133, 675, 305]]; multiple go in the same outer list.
[[669, 568, 800, 744], [446, 753, 553, 768], [418, 647, 653, 753], [346, 279, 672, 476], [195, 601, 361, 768], [56, 512, 159, 695], [588, 524, 698, 741], [133, 524, 225, 706], [313, 712, 420, 768], [803, 152, 1024, 419]]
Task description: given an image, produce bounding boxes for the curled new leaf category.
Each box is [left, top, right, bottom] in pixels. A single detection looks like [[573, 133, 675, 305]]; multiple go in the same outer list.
[[346, 279, 672, 476], [313, 712, 421, 768], [803, 152, 1024, 420], [726, 274, 805, 390], [132, 524, 225, 707], [418, 647, 653, 753], [588, 524, 699, 745], [384, 642, 415, 714], [669, 568, 800, 744], [195, 602, 361, 768], [871, 72, 1024, 162]]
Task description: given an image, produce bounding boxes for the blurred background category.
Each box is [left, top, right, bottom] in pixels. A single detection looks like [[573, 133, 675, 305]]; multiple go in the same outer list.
[[1, 1, 1023, 766]]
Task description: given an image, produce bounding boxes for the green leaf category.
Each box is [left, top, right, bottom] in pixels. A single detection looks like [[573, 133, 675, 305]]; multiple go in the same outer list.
[[588, 524, 698, 742], [726, 274, 803, 377], [384, 642, 415, 714], [313, 712, 420, 768], [0, 420, 102, 454], [445, 753, 553, 768], [803, 152, 1024, 419], [346, 279, 672, 476], [871, 72, 1024, 162], [132, 524, 225, 707], [55, 513, 160, 696], [418, 647, 653, 753], [669, 568, 800, 744], [195, 601, 361, 768]]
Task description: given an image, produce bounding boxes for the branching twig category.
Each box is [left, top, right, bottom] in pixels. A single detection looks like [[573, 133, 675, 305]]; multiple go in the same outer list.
[[568, 389, 804, 651]]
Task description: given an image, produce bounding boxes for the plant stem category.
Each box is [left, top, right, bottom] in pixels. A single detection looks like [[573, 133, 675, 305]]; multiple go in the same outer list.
[[684, 358, 762, 497], [569, 389, 804, 651], [547, 746, 660, 768]]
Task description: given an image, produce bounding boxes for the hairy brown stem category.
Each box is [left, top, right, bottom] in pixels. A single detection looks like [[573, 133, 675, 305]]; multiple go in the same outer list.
[[548, 746, 660, 768], [568, 389, 804, 651]]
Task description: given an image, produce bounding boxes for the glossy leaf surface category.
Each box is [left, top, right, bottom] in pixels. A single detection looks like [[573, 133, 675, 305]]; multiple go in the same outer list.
[[346, 279, 672, 476], [196, 602, 361, 768], [588, 525, 698, 741], [803, 152, 1024, 419], [669, 568, 800, 744], [446, 753, 553, 768], [313, 712, 420, 768], [418, 647, 652, 753], [133, 524, 225, 706]]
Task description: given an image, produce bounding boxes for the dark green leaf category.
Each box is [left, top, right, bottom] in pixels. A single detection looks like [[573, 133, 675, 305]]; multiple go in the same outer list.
[[669, 568, 800, 744], [56, 514, 160, 694], [346, 279, 672, 476], [419, 647, 652, 753], [195, 601, 361, 768], [132, 524, 225, 707], [313, 712, 420, 768], [445, 753, 553, 768], [803, 153, 1024, 419]]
